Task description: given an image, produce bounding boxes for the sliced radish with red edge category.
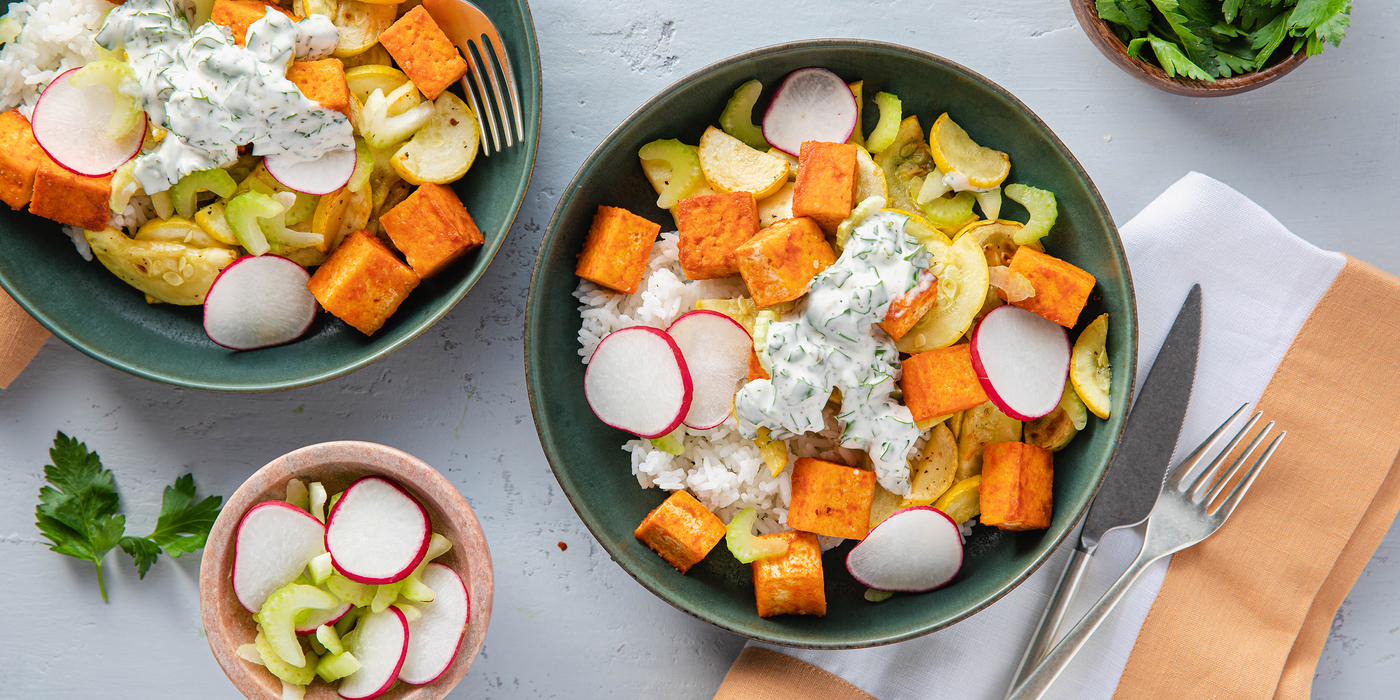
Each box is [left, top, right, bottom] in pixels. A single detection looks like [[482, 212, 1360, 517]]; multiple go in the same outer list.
[[584, 325, 693, 439], [969, 305, 1072, 421], [325, 476, 431, 584], [294, 601, 353, 634], [30, 67, 146, 177], [336, 607, 409, 699], [203, 255, 318, 351], [231, 501, 327, 612], [666, 310, 752, 430], [263, 147, 357, 195], [846, 506, 963, 592], [397, 563, 471, 685], [761, 67, 858, 156]]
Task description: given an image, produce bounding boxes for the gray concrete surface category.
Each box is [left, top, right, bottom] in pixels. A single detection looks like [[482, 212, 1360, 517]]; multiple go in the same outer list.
[[2, 1, 1397, 698]]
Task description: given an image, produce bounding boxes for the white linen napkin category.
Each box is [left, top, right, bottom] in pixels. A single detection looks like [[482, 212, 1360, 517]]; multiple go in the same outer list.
[[748, 172, 1347, 700]]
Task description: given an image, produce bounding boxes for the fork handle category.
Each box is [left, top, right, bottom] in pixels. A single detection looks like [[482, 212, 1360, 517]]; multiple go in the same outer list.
[[1006, 543, 1164, 700], [1003, 545, 1093, 699]]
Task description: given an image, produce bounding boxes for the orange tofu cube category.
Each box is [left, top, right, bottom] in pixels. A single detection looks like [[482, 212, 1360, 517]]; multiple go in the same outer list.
[[900, 344, 990, 422], [286, 59, 351, 116], [792, 142, 857, 233], [751, 530, 826, 617], [380, 183, 483, 278], [880, 270, 939, 341], [575, 205, 661, 294], [734, 217, 836, 308], [633, 491, 726, 574], [676, 192, 759, 279], [0, 110, 47, 210], [377, 6, 468, 101], [748, 350, 769, 382], [211, 0, 294, 45], [1008, 247, 1096, 328], [29, 160, 111, 230], [786, 458, 877, 540], [979, 442, 1053, 531], [307, 230, 420, 336]]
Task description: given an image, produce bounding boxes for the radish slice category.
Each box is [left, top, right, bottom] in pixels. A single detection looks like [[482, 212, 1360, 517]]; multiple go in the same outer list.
[[337, 607, 409, 700], [232, 501, 327, 612], [294, 601, 353, 634], [264, 147, 357, 195], [203, 255, 319, 351], [584, 326, 693, 439], [970, 305, 1072, 421], [846, 506, 963, 592], [325, 476, 431, 584], [30, 67, 146, 176], [397, 563, 471, 685], [761, 67, 858, 156], [667, 310, 752, 430]]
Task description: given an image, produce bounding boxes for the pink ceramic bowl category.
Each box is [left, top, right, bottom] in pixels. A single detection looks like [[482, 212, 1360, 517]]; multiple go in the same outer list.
[[199, 441, 492, 700]]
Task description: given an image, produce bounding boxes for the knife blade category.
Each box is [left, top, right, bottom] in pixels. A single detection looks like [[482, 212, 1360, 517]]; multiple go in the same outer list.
[[1005, 283, 1202, 697]]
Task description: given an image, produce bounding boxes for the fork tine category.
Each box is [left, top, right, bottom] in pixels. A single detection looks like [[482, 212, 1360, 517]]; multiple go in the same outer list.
[[478, 34, 515, 148], [1166, 403, 1250, 489], [465, 39, 503, 154], [1184, 412, 1262, 498], [1213, 432, 1285, 519], [459, 73, 493, 157], [482, 27, 525, 144], [1200, 420, 1274, 504]]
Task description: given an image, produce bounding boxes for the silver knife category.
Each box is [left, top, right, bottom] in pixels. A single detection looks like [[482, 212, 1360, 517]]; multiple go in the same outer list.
[[1004, 284, 1202, 698]]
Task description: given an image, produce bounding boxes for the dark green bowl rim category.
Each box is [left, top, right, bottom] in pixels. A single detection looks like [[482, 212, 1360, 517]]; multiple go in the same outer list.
[[525, 38, 1137, 648], [0, 0, 542, 393]]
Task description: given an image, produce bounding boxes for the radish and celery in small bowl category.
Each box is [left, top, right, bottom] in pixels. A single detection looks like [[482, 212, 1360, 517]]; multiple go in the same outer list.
[[200, 442, 491, 700]]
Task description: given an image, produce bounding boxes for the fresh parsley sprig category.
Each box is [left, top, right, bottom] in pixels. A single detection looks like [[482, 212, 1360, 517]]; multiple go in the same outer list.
[[34, 432, 223, 601], [1097, 0, 1352, 81]]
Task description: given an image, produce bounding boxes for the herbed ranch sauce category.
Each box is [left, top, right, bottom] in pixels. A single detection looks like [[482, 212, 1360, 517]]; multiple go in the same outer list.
[[735, 211, 933, 496], [97, 0, 350, 193]]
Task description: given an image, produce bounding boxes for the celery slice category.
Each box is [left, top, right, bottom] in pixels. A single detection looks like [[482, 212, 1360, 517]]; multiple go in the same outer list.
[[919, 191, 977, 230], [370, 581, 402, 613], [109, 161, 139, 214], [308, 482, 327, 524], [255, 632, 316, 686], [0, 18, 20, 45], [255, 583, 340, 668], [224, 192, 279, 255], [1004, 184, 1058, 245], [718, 80, 769, 150], [399, 572, 436, 603], [637, 139, 702, 210], [394, 603, 421, 622], [865, 92, 902, 155], [974, 188, 1002, 221], [327, 574, 375, 608], [724, 507, 788, 564], [306, 632, 327, 656], [307, 552, 334, 585], [314, 651, 361, 683], [333, 606, 362, 636], [648, 429, 685, 455], [315, 624, 344, 655], [170, 168, 236, 219], [349, 138, 373, 193], [864, 588, 894, 602], [68, 60, 142, 140], [360, 84, 433, 149]]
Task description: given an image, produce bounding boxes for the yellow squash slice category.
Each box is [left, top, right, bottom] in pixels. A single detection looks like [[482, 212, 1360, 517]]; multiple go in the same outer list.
[[929, 113, 1010, 190], [390, 91, 479, 185], [895, 232, 990, 353], [1071, 313, 1112, 419], [697, 126, 789, 200]]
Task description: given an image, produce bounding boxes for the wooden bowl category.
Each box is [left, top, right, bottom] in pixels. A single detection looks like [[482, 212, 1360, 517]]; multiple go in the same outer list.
[[199, 442, 492, 700], [1072, 0, 1309, 96]]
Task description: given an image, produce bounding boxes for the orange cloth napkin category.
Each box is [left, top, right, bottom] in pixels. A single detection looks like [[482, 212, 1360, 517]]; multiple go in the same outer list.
[[0, 286, 48, 389]]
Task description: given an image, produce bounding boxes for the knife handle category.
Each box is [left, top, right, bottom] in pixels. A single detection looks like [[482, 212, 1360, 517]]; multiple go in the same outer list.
[[1003, 546, 1092, 699]]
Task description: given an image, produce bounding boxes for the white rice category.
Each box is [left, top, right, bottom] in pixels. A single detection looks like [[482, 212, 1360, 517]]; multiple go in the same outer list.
[[0, 0, 114, 118]]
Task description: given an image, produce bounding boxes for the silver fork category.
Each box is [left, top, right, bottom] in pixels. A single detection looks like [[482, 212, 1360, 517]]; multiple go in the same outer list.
[[1006, 404, 1286, 700], [422, 0, 526, 156]]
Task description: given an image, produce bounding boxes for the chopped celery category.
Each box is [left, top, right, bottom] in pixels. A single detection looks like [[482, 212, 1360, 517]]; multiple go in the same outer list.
[[865, 92, 902, 155], [238, 167, 319, 225], [360, 83, 434, 149], [254, 583, 340, 668], [835, 195, 885, 249], [0, 18, 20, 45], [314, 651, 361, 683], [864, 588, 894, 602], [255, 631, 317, 686], [718, 79, 769, 150], [637, 139, 702, 209], [394, 603, 421, 622], [68, 60, 142, 140], [648, 428, 685, 455], [423, 533, 452, 562], [724, 507, 788, 563], [918, 191, 977, 230], [333, 606, 363, 636], [306, 632, 327, 656], [315, 624, 344, 655], [327, 574, 375, 608], [1004, 184, 1058, 245], [974, 188, 1002, 221], [307, 552, 334, 584], [329, 491, 343, 511], [224, 192, 279, 255], [170, 168, 236, 219], [285, 478, 310, 510], [309, 482, 327, 524], [370, 581, 402, 613], [109, 161, 139, 214], [151, 190, 174, 220], [236, 643, 263, 665], [399, 572, 436, 603], [349, 138, 373, 193], [281, 681, 305, 700]]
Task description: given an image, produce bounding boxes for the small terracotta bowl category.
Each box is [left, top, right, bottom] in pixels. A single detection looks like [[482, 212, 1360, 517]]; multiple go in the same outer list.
[[199, 441, 492, 700], [1072, 0, 1308, 97]]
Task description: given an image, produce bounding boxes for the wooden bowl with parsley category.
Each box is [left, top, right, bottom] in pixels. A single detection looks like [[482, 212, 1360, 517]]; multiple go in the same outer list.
[[1074, 0, 1351, 96]]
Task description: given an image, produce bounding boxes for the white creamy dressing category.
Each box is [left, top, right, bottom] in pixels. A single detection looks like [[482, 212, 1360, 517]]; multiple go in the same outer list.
[[941, 169, 993, 193], [96, 0, 348, 193], [735, 211, 933, 495]]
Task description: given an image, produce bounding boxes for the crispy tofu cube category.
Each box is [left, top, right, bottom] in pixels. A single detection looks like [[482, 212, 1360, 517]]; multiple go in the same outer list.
[[1008, 246, 1096, 328], [210, 0, 294, 45], [752, 530, 825, 617], [787, 458, 877, 540], [29, 160, 111, 230], [676, 192, 759, 279], [748, 350, 768, 382], [377, 6, 468, 101], [633, 491, 726, 574], [792, 142, 858, 233], [307, 230, 420, 336], [575, 205, 661, 294], [380, 183, 482, 278], [979, 442, 1053, 531], [0, 110, 47, 210], [734, 217, 836, 308], [900, 344, 989, 423], [880, 270, 939, 341], [286, 59, 351, 116]]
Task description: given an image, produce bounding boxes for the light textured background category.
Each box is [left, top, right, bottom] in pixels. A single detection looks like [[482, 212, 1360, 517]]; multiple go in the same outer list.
[[2, 1, 1397, 698]]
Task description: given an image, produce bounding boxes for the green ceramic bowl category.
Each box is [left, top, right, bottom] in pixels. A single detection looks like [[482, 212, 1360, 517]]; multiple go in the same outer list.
[[526, 40, 1136, 648], [0, 0, 540, 392]]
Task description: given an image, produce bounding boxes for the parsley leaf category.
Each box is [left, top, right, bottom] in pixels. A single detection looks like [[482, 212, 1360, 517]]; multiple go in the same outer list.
[[121, 474, 224, 578], [1151, 0, 1221, 77], [1148, 33, 1216, 80], [34, 432, 126, 602], [1096, 0, 1153, 32]]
